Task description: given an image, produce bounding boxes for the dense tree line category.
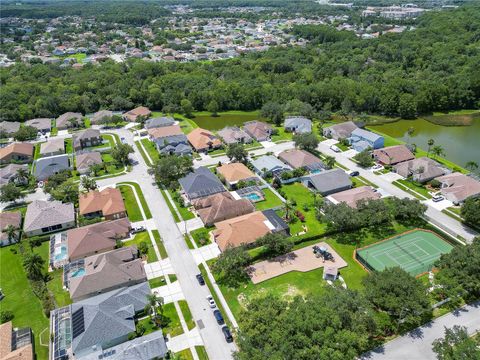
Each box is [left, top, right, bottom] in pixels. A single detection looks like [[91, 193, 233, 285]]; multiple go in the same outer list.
[[1, 5, 479, 121]]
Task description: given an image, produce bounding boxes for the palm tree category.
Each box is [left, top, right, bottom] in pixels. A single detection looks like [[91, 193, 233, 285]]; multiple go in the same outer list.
[[80, 176, 97, 191], [144, 293, 164, 326], [465, 161, 478, 173], [406, 127, 415, 144], [15, 167, 30, 185], [324, 155, 335, 169], [283, 200, 293, 220], [431, 145, 445, 159], [427, 138, 435, 158], [22, 253, 45, 281], [4, 225, 18, 244]]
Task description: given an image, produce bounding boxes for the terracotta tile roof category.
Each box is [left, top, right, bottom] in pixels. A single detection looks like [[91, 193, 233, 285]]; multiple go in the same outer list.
[[217, 163, 255, 183], [79, 187, 126, 217], [147, 125, 183, 139], [213, 211, 271, 251], [187, 128, 222, 151], [328, 186, 381, 208], [278, 149, 323, 169], [0, 143, 33, 160], [373, 145, 415, 165], [193, 192, 255, 226]]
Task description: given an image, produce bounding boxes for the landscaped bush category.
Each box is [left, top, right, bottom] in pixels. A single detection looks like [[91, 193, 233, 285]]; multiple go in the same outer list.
[[0, 310, 14, 324]]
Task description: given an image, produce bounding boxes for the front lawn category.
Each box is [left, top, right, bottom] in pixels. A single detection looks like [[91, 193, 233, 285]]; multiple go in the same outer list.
[[176, 349, 194, 360], [189, 227, 212, 247], [392, 180, 430, 200], [124, 231, 158, 263], [117, 182, 152, 219], [148, 276, 167, 288], [271, 126, 292, 143], [178, 300, 195, 330], [195, 346, 209, 360], [253, 188, 284, 211], [161, 190, 181, 222], [118, 185, 143, 222], [162, 302, 184, 337], [135, 140, 152, 166], [141, 138, 160, 162], [168, 189, 195, 221]]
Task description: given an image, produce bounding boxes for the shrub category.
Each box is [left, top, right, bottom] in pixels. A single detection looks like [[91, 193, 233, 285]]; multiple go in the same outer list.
[[0, 310, 14, 324]]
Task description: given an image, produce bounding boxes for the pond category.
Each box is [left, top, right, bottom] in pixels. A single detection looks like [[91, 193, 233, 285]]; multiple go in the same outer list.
[[192, 111, 265, 130], [369, 118, 480, 169]]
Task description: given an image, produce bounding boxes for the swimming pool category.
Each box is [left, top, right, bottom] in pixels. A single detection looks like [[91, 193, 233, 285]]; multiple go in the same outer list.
[[70, 268, 86, 278], [243, 193, 262, 202], [54, 246, 68, 261]]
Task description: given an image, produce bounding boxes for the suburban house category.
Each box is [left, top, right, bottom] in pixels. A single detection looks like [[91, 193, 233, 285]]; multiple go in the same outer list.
[[40, 138, 65, 157], [243, 121, 273, 141], [34, 154, 70, 180], [326, 186, 381, 208], [65, 246, 146, 301], [302, 168, 352, 195], [0, 164, 29, 186], [0, 211, 22, 246], [217, 162, 257, 188], [75, 152, 102, 174], [323, 121, 358, 140], [65, 218, 131, 262], [0, 121, 21, 135], [436, 172, 480, 205], [50, 283, 151, 360], [23, 200, 75, 237], [124, 106, 151, 122], [153, 134, 192, 156], [79, 187, 126, 220], [278, 149, 324, 171], [73, 129, 103, 151], [251, 155, 292, 176], [284, 116, 312, 134], [148, 124, 183, 140], [0, 321, 34, 360], [179, 166, 226, 201], [217, 126, 253, 144], [192, 192, 255, 226], [90, 110, 113, 125], [0, 142, 33, 164], [394, 157, 447, 183], [145, 116, 175, 129], [25, 118, 52, 134], [348, 128, 384, 152], [56, 112, 83, 130], [187, 128, 222, 152], [373, 145, 415, 165]]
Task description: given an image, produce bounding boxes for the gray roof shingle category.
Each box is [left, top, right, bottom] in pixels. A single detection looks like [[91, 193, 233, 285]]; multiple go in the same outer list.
[[179, 166, 226, 200], [24, 200, 75, 232], [34, 154, 70, 180]]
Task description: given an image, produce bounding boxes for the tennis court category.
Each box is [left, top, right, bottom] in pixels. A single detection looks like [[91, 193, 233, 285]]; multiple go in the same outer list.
[[356, 229, 454, 276]]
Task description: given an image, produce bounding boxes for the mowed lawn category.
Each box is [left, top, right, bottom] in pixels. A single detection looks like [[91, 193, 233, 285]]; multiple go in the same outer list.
[[118, 185, 143, 222], [254, 188, 284, 211], [124, 231, 158, 263]]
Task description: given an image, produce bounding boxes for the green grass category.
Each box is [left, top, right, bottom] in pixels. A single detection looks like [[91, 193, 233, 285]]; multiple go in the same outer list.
[[161, 189, 181, 222], [397, 179, 432, 198], [169, 274, 177, 282], [271, 126, 293, 143], [152, 230, 168, 259], [168, 189, 195, 221], [136, 317, 160, 336], [62, 53, 87, 62], [190, 227, 212, 247], [178, 300, 196, 330], [118, 185, 143, 222], [65, 138, 73, 154], [184, 235, 195, 249], [141, 138, 160, 162], [176, 348, 194, 360], [207, 147, 226, 156], [124, 231, 158, 263], [254, 188, 284, 211], [50, 127, 58, 136], [117, 182, 152, 219], [195, 346, 209, 360], [84, 118, 91, 128], [135, 140, 152, 166], [392, 180, 430, 200], [34, 143, 42, 160], [355, 176, 379, 188], [191, 110, 264, 131], [148, 276, 167, 288], [162, 302, 184, 337]]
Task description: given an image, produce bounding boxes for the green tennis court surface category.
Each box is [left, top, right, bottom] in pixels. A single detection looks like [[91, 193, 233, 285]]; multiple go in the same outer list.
[[356, 229, 454, 276]]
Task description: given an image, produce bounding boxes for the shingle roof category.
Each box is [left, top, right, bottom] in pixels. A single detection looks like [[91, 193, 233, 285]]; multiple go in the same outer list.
[[0, 121, 21, 134], [193, 192, 255, 226], [217, 162, 255, 183], [34, 154, 70, 180], [56, 112, 83, 129], [324, 121, 358, 139], [394, 157, 447, 182], [91, 110, 113, 124], [284, 116, 312, 133], [217, 126, 252, 144], [145, 116, 175, 129], [187, 128, 222, 151], [179, 167, 226, 199], [243, 121, 272, 141], [23, 200, 74, 233], [79, 188, 126, 217], [75, 151, 102, 172], [328, 186, 381, 208], [373, 145, 415, 165], [0, 164, 28, 186], [40, 138, 65, 155], [0, 321, 33, 360], [124, 106, 151, 121], [437, 172, 480, 203], [306, 168, 352, 194], [73, 129, 101, 148], [350, 128, 382, 142], [278, 149, 324, 169], [25, 118, 52, 131], [0, 142, 34, 161], [0, 211, 22, 231], [251, 155, 292, 173]]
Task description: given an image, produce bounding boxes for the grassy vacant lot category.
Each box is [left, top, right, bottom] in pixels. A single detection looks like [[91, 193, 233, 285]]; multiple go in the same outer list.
[[191, 110, 264, 130], [162, 302, 184, 336], [118, 185, 143, 222], [254, 188, 284, 211], [124, 231, 158, 263], [168, 189, 195, 221], [152, 230, 168, 259], [190, 227, 212, 247], [178, 300, 195, 330]]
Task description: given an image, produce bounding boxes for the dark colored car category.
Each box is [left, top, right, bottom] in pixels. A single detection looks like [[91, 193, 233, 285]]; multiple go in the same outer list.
[[222, 326, 233, 343], [196, 274, 205, 285], [349, 171, 360, 177], [213, 309, 224, 325]]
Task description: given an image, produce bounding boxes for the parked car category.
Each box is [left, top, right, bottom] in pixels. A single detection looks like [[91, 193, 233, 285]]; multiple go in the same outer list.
[[130, 226, 145, 234], [121, 137, 127, 144], [206, 295, 216, 308], [432, 195, 444, 202], [372, 164, 382, 170], [213, 309, 224, 325], [330, 145, 341, 153], [196, 274, 205, 286], [349, 171, 360, 177], [222, 326, 233, 343]]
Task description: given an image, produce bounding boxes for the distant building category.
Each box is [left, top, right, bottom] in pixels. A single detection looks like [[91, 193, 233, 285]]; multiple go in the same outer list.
[[437, 172, 480, 205]]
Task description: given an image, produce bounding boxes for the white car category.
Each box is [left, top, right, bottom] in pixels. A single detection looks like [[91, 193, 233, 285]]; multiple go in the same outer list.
[[372, 164, 383, 170], [206, 295, 216, 308], [330, 145, 341, 153], [432, 195, 444, 202]]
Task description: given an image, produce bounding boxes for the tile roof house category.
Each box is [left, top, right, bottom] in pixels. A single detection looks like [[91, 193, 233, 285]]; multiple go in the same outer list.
[[373, 145, 415, 165], [75, 151, 102, 175], [187, 128, 222, 152], [148, 124, 183, 140], [90, 110, 113, 125], [40, 138, 65, 157], [79, 188, 126, 220], [145, 116, 175, 129], [348, 128, 384, 152], [243, 121, 273, 141], [436, 172, 480, 205], [23, 200, 75, 237], [123, 106, 151, 122], [0, 211, 22, 246], [217, 162, 257, 188], [327, 186, 381, 208], [302, 168, 352, 195], [0, 164, 29, 186], [193, 192, 255, 226], [56, 112, 83, 130], [217, 126, 253, 145], [0, 121, 21, 135], [153, 134, 192, 156], [278, 149, 324, 171], [179, 166, 226, 201], [73, 129, 102, 151], [50, 283, 150, 360], [323, 121, 358, 140], [251, 155, 292, 176], [25, 118, 52, 134], [0, 321, 33, 360], [66, 218, 131, 261], [66, 246, 146, 301], [284, 116, 312, 134], [394, 157, 447, 183], [0, 142, 34, 164], [34, 154, 70, 180]]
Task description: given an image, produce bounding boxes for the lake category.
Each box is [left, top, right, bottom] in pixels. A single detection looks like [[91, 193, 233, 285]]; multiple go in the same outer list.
[[369, 118, 480, 168]]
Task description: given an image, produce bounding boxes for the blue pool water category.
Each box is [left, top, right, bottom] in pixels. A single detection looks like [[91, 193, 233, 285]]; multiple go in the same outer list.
[[244, 193, 262, 201], [54, 246, 68, 261], [70, 268, 86, 278]]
